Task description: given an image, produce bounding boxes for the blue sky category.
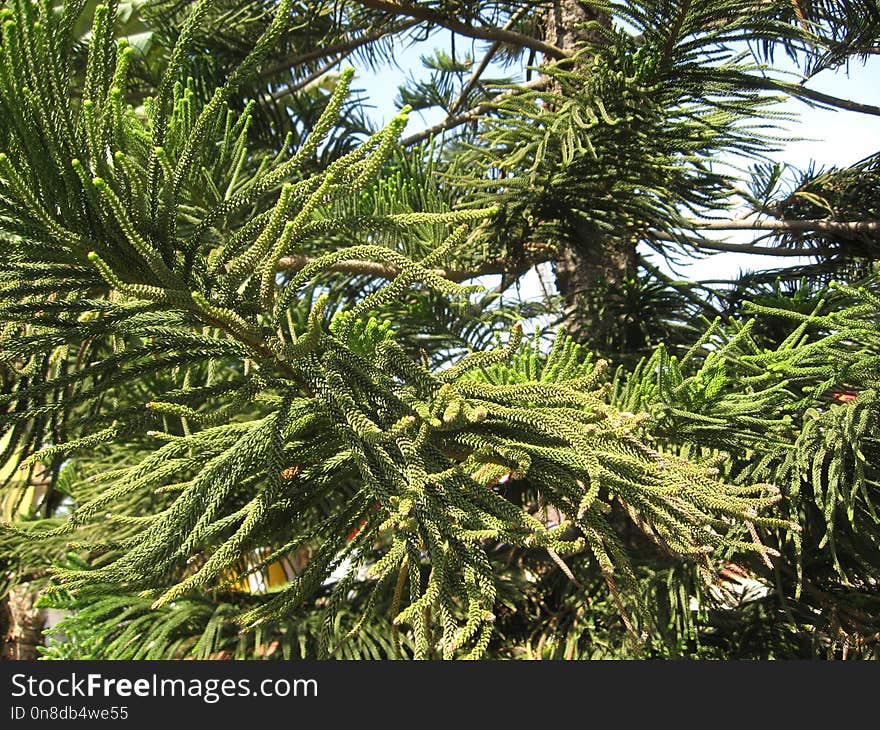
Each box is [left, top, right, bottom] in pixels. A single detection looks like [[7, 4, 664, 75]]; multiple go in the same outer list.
[[348, 31, 880, 286]]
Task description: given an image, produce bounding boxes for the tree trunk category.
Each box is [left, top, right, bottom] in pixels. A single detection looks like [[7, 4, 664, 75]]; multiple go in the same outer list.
[[1, 582, 45, 660], [553, 235, 640, 350], [540, 1, 640, 354]]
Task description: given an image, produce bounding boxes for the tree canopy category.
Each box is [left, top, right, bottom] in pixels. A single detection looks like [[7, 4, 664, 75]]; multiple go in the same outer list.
[[1, 0, 878, 659]]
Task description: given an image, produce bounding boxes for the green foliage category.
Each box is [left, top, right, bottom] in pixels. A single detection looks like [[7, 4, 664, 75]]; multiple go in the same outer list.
[[0, 0, 877, 662], [450, 2, 801, 265], [611, 278, 880, 655], [0, 0, 812, 660]]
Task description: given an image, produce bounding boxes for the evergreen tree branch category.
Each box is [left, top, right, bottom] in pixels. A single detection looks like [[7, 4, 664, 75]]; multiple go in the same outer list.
[[273, 213, 880, 288], [269, 57, 350, 102], [350, 0, 570, 59], [401, 78, 547, 146], [259, 19, 421, 80], [447, 4, 533, 116], [671, 237, 840, 257], [748, 77, 880, 117], [690, 218, 880, 235]]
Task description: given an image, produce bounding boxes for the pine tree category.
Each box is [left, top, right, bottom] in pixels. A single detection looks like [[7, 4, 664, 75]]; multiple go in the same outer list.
[[1, 1, 878, 659]]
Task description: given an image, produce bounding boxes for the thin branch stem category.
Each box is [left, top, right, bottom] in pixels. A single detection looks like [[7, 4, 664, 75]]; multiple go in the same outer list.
[[447, 4, 532, 116], [401, 78, 547, 146], [689, 219, 880, 234], [273, 215, 880, 286], [677, 238, 839, 257], [788, 84, 880, 117], [269, 57, 346, 102], [653, 218, 880, 257], [748, 77, 880, 117], [351, 0, 569, 59], [259, 20, 420, 80], [660, 0, 691, 69]]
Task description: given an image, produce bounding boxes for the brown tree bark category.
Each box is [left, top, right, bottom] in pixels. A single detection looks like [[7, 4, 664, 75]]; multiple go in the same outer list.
[[540, 1, 640, 353], [1, 582, 45, 660], [553, 235, 641, 351]]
